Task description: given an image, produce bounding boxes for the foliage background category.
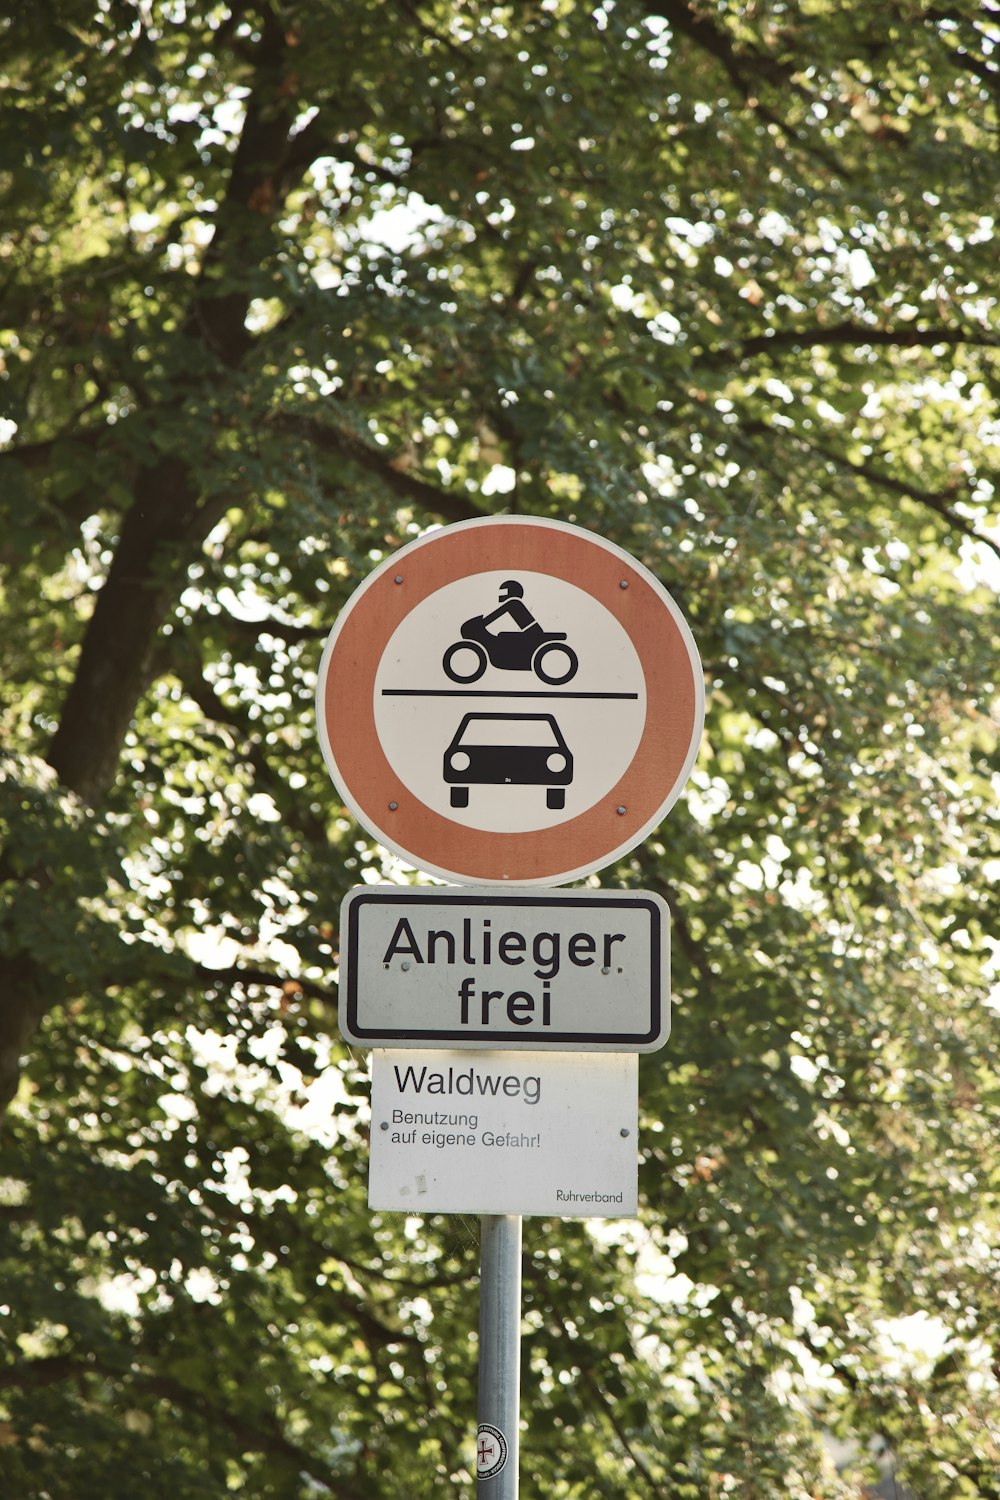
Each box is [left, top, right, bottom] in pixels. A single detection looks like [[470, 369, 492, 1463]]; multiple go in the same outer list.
[[1, 2, 998, 1496]]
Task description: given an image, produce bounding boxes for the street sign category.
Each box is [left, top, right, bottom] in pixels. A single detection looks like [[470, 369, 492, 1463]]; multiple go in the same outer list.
[[368, 1048, 638, 1217], [316, 516, 703, 885], [339, 885, 670, 1051]]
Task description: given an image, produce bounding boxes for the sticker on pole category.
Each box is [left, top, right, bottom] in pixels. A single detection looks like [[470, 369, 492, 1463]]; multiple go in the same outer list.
[[316, 516, 703, 885], [476, 1423, 508, 1480]]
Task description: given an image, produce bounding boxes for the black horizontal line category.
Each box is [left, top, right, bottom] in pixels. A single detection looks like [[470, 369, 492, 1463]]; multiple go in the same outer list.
[[351, 1030, 656, 1045], [381, 689, 640, 700]]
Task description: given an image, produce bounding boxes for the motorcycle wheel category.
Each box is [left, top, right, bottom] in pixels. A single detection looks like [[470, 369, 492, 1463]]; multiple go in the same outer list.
[[533, 641, 578, 685], [443, 640, 488, 683]]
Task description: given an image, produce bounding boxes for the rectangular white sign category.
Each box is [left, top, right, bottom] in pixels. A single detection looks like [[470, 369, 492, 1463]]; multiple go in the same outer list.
[[369, 1048, 638, 1217], [340, 886, 669, 1051]]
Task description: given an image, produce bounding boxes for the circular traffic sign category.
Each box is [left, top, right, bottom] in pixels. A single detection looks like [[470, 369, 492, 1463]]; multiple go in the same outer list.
[[316, 517, 703, 885]]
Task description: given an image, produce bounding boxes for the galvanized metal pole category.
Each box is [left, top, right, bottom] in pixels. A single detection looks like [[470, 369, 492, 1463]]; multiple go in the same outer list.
[[476, 1214, 522, 1497]]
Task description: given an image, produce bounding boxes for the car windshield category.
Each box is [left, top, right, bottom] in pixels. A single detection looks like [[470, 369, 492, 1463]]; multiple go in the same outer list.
[[457, 716, 559, 747]]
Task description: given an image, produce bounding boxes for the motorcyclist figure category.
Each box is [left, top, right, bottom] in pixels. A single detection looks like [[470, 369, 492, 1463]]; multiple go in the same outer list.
[[442, 580, 579, 684], [473, 580, 538, 637]]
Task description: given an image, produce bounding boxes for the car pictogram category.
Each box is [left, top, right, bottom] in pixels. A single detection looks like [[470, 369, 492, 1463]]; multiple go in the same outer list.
[[443, 712, 573, 810]]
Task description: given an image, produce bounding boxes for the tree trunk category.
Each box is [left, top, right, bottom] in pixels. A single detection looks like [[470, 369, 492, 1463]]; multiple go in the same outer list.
[[46, 455, 220, 805]]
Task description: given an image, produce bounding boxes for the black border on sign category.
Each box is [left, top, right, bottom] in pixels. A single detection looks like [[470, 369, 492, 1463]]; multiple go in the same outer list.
[[341, 890, 668, 1050]]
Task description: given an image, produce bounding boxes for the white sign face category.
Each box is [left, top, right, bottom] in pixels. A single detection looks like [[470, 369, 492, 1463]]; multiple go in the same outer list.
[[339, 885, 670, 1051], [316, 517, 704, 886], [373, 570, 646, 832], [369, 1049, 638, 1218]]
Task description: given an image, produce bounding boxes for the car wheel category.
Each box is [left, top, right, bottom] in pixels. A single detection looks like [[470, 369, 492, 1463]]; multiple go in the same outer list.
[[450, 787, 470, 808], [546, 788, 565, 810]]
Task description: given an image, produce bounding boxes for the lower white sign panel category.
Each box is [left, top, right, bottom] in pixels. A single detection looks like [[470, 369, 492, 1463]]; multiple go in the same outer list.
[[369, 1049, 637, 1217]]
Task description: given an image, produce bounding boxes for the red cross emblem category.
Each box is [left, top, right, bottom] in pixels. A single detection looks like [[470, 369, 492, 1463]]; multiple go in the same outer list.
[[476, 1422, 507, 1477]]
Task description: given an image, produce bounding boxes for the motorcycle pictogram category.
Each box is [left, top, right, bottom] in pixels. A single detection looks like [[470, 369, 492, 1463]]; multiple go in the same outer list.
[[441, 579, 579, 685]]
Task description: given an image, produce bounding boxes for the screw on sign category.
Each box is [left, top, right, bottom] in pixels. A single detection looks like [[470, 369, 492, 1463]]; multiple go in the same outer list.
[[315, 517, 704, 886]]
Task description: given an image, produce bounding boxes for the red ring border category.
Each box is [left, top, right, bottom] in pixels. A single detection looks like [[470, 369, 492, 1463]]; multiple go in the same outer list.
[[318, 520, 701, 885]]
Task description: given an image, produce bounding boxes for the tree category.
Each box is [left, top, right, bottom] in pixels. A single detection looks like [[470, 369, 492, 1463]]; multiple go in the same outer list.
[[1, 1, 997, 1495]]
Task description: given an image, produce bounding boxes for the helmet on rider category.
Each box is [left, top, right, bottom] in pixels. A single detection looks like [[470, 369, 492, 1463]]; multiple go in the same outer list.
[[498, 580, 524, 601]]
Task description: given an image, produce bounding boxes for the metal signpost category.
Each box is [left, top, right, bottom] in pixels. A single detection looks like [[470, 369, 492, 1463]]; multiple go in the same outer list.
[[315, 516, 704, 1495], [477, 1215, 521, 1497]]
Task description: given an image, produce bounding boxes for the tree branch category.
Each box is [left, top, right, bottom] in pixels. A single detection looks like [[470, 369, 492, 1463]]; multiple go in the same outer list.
[[271, 411, 485, 524], [640, 0, 852, 172], [582, 1365, 670, 1498], [0, 427, 101, 471], [0, 952, 54, 1119], [714, 319, 999, 366], [645, 0, 806, 100], [752, 417, 1000, 563], [0, 1355, 368, 1499], [44, 18, 347, 808], [210, 612, 330, 644], [194, 961, 336, 1007], [548, 1306, 671, 1498], [922, 6, 1000, 92], [0, 1203, 34, 1224], [183, 12, 326, 365]]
